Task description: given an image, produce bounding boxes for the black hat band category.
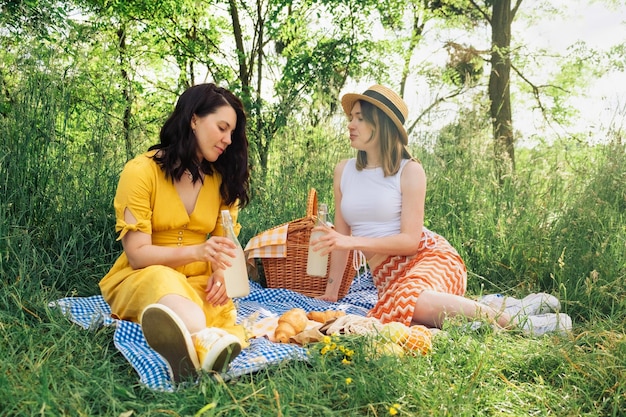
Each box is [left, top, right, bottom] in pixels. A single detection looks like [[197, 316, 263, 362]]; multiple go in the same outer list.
[[363, 90, 405, 125]]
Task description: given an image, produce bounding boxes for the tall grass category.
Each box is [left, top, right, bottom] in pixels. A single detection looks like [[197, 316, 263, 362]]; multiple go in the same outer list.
[[415, 107, 626, 327], [1, 75, 625, 415], [241, 123, 353, 243]]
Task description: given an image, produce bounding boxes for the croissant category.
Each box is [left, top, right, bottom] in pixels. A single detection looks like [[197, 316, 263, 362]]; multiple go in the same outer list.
[[307, 310, 346, 323], [275, 308, 309, 343]]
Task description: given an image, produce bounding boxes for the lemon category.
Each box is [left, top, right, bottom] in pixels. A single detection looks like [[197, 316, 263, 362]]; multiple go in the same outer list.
[[380, 322, 410, 344], [375, 341, 405, 357]]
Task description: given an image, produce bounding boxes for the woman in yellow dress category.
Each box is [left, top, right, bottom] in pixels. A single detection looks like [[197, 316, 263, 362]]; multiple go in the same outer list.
[[99, 83, 250, 383]]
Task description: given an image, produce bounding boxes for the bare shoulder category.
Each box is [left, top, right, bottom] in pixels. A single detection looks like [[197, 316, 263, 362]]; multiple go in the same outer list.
[[335, 158, 350, 170], [334, 159, 350, 175], [402, 159, 426, 179]]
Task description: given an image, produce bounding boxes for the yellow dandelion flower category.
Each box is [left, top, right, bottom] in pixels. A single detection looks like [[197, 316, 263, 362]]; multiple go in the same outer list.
[[388, 403, 402, 415], [341, 358, 352, 365], [345, 377, 352, 385], [322, 335, 332, 344]]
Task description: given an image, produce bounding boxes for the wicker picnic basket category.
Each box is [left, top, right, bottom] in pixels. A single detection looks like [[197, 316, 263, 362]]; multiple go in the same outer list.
[[261, 188, 355, 299]]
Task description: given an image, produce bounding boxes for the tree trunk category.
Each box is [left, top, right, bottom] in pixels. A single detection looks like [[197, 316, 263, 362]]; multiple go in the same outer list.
[[117, 25, 133, 161], [399, 3, 425, 98], [489, 0, 515, 176], [228, 0, 249, 93], [255, 0, 265, 175]]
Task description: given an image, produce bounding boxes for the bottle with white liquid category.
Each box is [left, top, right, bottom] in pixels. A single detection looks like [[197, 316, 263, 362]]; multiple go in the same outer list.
[[306, 203, 329, 277], [220, 210, 250, 298]]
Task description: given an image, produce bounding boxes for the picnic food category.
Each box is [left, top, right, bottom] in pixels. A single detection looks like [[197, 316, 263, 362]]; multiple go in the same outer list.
[[307, 310, 346, 323], [401, 325, 432, 355], [375, 340, 405, 357], [380, 321, 411, 344], [275, 308, 309, 343]]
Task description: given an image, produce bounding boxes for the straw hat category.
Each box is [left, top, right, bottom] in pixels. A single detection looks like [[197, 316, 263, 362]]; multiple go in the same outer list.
[[341, 84, 409, 145]]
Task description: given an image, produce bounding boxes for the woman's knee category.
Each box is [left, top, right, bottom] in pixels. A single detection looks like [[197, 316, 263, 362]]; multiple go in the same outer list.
[[133, 265, 186, 286]]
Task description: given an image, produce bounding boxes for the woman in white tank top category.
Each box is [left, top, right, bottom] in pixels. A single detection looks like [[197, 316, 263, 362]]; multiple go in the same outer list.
[[309, 84, 543, 332]]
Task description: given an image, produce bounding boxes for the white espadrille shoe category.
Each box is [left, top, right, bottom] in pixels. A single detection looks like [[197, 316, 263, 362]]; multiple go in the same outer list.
[[480, 293, 561, 317], [140, 304, 199, 383], [193, 328, 242, 373]]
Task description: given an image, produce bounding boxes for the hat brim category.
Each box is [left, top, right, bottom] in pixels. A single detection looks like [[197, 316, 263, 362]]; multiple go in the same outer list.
[[341, 93, 408, 145]]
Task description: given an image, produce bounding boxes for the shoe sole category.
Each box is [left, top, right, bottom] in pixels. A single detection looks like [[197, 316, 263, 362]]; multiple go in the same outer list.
[[482, 293, 561, 317], [141, 304, 199, 383], [520, 313, 572, 336]]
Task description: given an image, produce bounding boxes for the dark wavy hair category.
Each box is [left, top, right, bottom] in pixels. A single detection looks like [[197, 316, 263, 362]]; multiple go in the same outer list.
[[149, 83, 250, 208]]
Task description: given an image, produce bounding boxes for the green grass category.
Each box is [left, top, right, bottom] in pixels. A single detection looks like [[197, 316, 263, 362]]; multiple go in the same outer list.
[[2, 307, 624, 416], [1, 75, 625, 416]]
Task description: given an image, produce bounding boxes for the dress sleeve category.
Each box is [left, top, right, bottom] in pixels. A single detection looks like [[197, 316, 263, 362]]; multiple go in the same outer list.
[[113, 156, 155, 241]]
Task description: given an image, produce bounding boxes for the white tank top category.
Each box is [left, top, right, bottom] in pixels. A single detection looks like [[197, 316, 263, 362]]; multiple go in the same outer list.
[[340, 158, 410, 238]]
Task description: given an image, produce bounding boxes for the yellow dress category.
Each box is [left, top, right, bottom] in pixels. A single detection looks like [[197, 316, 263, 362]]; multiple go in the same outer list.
[[99, 151, 248, 345]]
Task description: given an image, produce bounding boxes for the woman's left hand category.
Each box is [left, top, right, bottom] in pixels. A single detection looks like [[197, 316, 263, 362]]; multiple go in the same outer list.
[[205, 273, 229, 306]]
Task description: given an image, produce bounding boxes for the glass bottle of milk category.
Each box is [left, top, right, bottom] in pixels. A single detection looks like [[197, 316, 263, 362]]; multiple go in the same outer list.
[[220, 210, 250, 298], [306, 203, 329, 277]]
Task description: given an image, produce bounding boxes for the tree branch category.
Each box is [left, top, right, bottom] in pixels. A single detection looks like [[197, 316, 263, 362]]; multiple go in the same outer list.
[[468, 0, 491, 25], [511, 62, 568, 124], [406, 87, 467, 135], [511, 0, 524, 19]]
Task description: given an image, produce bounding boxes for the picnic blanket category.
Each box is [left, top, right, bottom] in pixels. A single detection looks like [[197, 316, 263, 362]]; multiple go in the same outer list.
[[50, 271, 377, 392]]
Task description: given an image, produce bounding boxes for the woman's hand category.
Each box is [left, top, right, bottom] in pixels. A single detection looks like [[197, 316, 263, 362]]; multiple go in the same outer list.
[[205, 272, 229, 306], [310, 225, 352, 255], [311, 226, 351, 304], [197, 236, 236, 270]]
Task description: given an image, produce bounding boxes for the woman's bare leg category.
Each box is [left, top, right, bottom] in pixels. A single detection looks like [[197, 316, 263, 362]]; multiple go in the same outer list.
[[412, 290, 512, 328], [157, 294, 206, 334]]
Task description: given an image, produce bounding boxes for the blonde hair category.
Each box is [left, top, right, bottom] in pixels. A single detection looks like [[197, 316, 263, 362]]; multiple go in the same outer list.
[[355, 101, 415, 176]]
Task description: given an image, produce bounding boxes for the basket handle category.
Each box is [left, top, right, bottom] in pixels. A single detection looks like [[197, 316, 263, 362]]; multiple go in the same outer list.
[[306, 188, 318, 217]]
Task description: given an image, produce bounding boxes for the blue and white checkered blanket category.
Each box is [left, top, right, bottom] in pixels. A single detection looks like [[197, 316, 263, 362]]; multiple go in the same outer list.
[[51, 272, 377, 391]]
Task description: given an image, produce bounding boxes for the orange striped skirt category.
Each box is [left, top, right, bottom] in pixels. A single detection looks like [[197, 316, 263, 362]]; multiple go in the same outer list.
[[367, 231, 467, 326]]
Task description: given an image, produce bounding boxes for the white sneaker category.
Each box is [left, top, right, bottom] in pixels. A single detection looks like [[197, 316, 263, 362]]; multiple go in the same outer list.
[[194, 328, 242, 373], [516, 313, 573, 336], [140, 304, 199, 383], [517, 293, 561, 315], [480, 293, 560, 317]]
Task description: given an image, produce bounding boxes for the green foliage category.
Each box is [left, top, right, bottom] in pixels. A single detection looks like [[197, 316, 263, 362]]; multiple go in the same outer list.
[[428, 0, 485, 27], [240, 122, 353, 243], [443, 42, 484, 87], [254, 0, 389, 171], [0, 0, 69, 37]]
